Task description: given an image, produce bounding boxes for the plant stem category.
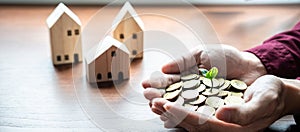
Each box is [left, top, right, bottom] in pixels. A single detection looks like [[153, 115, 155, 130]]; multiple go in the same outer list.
[[210, 79, 213, 92]]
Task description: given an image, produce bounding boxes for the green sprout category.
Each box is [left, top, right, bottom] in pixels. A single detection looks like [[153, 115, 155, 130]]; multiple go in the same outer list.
[[206, 67, 218, 79], [205, 67, 218, 92]]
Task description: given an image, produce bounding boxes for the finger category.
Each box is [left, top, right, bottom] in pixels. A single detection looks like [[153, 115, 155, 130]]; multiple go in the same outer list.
[[243, 89, 254, 102], [152, 98, 169, 114], [164, 119, 177, 128], [162, 112, 192, 129], [143, 88, 163, 101], [164, 102, 243, 131], [162, 48, 202, 74], [142, 80, 151, 88], [163, 102, 209, 126], [142, 74, 180, 88], [160, 114, 168, 121], [215, 103, 259, 125], [151, 107, 163, 115], [164, 118, 193, 129]]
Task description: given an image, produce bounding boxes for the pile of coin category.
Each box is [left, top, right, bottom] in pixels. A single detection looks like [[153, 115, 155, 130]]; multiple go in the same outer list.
[[162, 68, 247, 116]]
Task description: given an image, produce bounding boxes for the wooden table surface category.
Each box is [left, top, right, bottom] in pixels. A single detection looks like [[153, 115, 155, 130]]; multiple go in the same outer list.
[[0, 4, 299, 131]]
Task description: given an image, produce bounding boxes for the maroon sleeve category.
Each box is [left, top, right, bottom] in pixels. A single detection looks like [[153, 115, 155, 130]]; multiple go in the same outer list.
[[246, 21, 300, 79]]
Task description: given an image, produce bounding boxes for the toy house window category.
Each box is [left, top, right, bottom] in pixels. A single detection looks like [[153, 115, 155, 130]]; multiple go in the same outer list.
[[120, 34, 124, 39], [132, 33, 137, 39], [75, 29, 79, 35], [67, 30, 72, 36], [111, 51, 116, 57], [97, 73, 102, 80], [65, 55, 69, 60], [74, 53, 79, 63], [132, 50, 137, 55], [107, 72, 112, 79], [57, 55, 61, 61]]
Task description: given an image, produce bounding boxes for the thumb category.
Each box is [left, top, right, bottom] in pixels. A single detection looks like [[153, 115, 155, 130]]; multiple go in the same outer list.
[[216, 104, 255, 125], [162, 48, 202, 74]]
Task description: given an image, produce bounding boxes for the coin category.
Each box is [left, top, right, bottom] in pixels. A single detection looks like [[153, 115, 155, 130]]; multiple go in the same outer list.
[[183, 80, 200, 89], [181, 90, 199, 102], [184, 104, 198, 111], [181, 74, 199, 81], [166, 81, 183, 92], [224, 96, 245, 105], [217, 90, 229, 98], [198, 76, 205, 82], [175, 96, 185, 106], [228, 92, 243, 97], [163, 88, 182, 101], [162, 67, 249, 115], [202, 78, 219, 88], [195, 84, 206, 93], [189, 95, 207, 105], [202, 88, 219, 96], [197, 105, 215, 116], [219, 80, 231, 90], [205, 96, 224, 109], [231, 79, 247, 90], [217, 78, 225, 87], [199, 68, 208, 76]]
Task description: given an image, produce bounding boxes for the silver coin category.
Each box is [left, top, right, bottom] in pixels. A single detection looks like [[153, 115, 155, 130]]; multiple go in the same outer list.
[[203, 78, 219, 88], [183, 80, 200, 89], [205, 96, 224, 109]]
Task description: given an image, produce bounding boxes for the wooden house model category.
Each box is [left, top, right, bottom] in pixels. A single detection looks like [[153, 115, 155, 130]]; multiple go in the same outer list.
[[112, 2, 144, 59], [46, 3, 82, 65], [85, 36, 130, 83]]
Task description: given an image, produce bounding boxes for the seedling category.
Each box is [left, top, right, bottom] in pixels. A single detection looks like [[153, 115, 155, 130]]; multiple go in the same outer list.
[[205, 67, 218, 92]]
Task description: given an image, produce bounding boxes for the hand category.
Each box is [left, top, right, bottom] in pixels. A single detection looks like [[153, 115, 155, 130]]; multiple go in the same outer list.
[[158, 44, 266, 85], [142, 73, 244, 131], [149, 98, 245, 131], [142, 44, 266, 89], [144, 75, 286, 131], [142, 44, 268, 131], [216, 75, 287, 131]]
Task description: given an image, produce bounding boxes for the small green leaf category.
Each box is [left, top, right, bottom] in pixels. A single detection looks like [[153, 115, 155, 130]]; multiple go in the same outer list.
[[205, 67, 218, 79]]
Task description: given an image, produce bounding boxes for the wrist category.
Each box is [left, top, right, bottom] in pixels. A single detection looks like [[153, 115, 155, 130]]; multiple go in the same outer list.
[[281, 78, 300, 115], [242, 52, 267, 78]]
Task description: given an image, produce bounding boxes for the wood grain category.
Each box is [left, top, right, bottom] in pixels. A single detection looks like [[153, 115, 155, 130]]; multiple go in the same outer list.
[[0, 4, 299, 131]]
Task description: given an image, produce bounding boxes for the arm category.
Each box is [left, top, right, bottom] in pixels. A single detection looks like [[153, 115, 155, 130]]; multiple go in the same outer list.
[[282, 78, 300, 115], [216, 21, 300, 127], [246, 21, 300, 79], [282, 78, 300, 125]]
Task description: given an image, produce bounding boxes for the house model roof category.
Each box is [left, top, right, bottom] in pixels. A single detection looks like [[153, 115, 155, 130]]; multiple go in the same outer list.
[[86, 36, 130, 64], [46, 3, 81, 28], [112, 1, 144, 30]]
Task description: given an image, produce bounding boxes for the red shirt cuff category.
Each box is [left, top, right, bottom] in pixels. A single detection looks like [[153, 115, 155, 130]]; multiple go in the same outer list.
[[245, 41, 298, 79]]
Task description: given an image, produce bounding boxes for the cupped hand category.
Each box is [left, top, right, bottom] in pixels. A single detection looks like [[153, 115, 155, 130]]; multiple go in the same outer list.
[[142, 44, 270, 131], [151, 98, 245, 132], [143, 75, 287, 131], [216, 75, 287, 131], [160, 44, 266, 85], [142, 44, 265, 89]]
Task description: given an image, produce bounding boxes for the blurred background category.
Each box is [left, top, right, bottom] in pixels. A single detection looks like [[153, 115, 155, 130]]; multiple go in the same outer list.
[[0, 0, 300, 5]]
